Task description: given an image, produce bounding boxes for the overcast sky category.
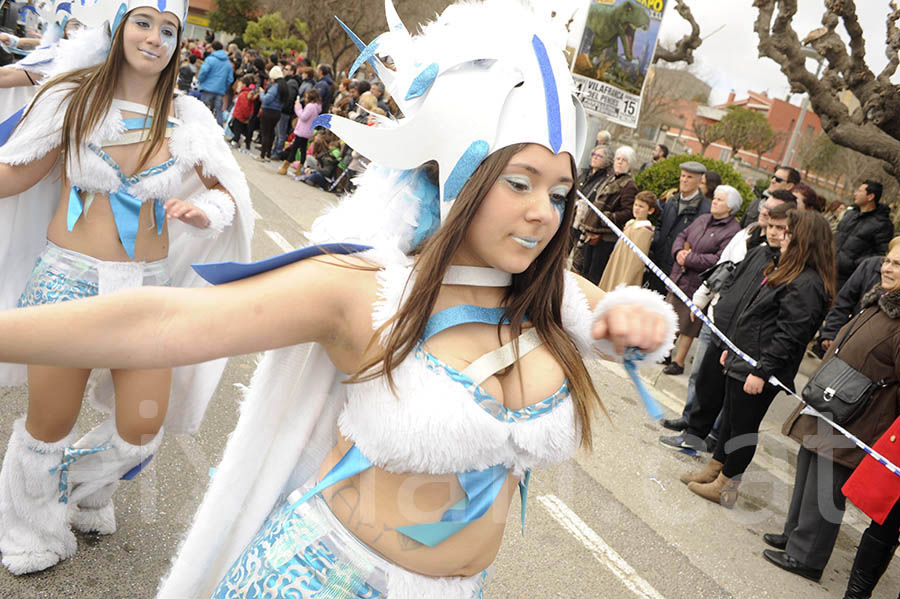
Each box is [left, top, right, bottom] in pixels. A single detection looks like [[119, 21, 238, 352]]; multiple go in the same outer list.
[[655, 0, 897, 106]]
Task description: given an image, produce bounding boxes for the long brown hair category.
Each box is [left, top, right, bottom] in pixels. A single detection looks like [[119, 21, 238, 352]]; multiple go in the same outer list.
[[764, 209, 836, 302], [347, 144, 606, 450], [23, 12, 181, 173]]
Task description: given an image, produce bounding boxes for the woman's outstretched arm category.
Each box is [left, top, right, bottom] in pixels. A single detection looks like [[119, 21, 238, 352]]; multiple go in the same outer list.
[[0, 148, 59, 198], [0, 256, 362, 370]]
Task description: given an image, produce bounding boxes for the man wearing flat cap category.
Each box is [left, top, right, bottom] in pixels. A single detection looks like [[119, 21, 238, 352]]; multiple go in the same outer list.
[[648, 161, 711, 295]]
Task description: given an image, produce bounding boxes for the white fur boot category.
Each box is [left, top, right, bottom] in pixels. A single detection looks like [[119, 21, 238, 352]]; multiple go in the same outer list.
[[66, 418, 162, 535], [0, 418, 79, 575]]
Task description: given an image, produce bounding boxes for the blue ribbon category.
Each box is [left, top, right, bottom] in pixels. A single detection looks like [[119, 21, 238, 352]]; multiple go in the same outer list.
[[108, 189, 145, 260], [287, 444, 532, 547], [288, 445, 373, 511], [623, 348, 664, 420], [48, 444, 110, 504], [580, 194, 900, 480], [67, 187, 83, 231], [0, 106, 25, 147], [397, 464, 509, 547], [67, 186, 164, 258]]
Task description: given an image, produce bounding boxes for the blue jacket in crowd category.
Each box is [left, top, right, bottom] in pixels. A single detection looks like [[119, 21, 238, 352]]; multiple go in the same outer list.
[[260, 82, 283, 111], [197, 50, 234, 95], [314, 74, 333, 109]]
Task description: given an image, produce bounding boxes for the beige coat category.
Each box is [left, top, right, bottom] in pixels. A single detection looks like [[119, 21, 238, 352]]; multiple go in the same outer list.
[[598, 219, 653, 291]]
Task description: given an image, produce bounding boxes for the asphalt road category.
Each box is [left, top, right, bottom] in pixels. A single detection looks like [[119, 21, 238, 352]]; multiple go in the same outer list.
[[0, 149, 897, 598]]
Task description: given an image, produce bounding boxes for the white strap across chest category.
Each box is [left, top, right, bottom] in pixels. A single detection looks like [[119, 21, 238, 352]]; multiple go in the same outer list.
[[440, 265, 543, 386], [461, 327, 543, 386]]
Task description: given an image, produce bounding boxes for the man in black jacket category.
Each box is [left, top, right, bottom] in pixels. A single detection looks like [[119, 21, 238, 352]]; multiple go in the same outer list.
[[834, 180, 893, 291], [648, 161, 710, 295], [818, 255, 883, 352]]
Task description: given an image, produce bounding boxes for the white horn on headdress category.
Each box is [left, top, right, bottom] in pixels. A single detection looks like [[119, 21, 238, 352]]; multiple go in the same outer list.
[[317, 0, 587, 225]]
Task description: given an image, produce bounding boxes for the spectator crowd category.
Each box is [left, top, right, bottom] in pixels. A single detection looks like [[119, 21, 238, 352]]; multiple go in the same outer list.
[[574, 131, 899, 598], [175, 37, 397, 192]]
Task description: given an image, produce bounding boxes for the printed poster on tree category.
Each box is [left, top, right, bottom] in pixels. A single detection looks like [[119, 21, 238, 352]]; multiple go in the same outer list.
[[567, 0, 668, 128]]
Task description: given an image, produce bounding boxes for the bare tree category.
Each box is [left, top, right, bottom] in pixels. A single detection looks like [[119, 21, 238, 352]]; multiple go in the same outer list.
[[693, 121, 723, 156], [754, 0, 900, 190], [637, 65, 711, 132], [263, 0, 450, 69], [654, 0, 702, 64]]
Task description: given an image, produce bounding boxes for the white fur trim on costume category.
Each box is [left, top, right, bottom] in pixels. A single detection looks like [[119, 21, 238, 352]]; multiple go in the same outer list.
[[589, 285, 677, 366], [0, 83, 71, 166], [0, 418, 78, 575], [386, 562, 486, 599], [307, 166, 422, 264], [39, 26, 110, 82], [372, 260, 414, 343], [66, 418, 163, 506], [186, 189, 235, 237], [561, 271, 595, 356]]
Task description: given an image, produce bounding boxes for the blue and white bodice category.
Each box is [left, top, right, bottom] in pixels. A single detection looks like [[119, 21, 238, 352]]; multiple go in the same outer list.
[[337, 263, 594, 478], [278, 264, 599, 548], [64, 98, 192, 258]]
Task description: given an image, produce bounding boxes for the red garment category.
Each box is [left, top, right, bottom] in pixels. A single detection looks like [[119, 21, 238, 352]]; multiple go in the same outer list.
[[231, 88, 254, 122], [843, 415, 900, 528]]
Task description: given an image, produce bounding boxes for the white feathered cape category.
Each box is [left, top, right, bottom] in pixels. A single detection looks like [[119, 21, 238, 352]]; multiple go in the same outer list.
[[0, 74, 254, 434]]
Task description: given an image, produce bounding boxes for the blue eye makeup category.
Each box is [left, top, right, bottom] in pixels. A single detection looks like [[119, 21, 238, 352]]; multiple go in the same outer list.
[[500, 175, 531, 193], [549, 185, 569, 219], [129, 16, 151, 28]]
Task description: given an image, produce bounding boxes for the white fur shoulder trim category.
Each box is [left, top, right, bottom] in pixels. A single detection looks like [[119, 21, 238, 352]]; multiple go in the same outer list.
[[591, 285, 677, 366], [39, 27, 110, 82], [0, 82, 72, 165], [373, 261, 415, 343], [306, 166, 422, 263], [187, 189, 235, 236]]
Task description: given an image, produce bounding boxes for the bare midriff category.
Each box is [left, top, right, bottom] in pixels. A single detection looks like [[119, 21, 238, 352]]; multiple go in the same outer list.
[[319, 431, 516, 578], [47, 186, 169, 262]]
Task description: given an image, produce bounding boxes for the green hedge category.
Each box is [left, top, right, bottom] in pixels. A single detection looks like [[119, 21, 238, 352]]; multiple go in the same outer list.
[[634, 154, 756, 217]]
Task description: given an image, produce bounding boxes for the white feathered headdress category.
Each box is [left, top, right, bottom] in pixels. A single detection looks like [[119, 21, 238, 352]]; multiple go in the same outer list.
[[313, 0, 587, 226]]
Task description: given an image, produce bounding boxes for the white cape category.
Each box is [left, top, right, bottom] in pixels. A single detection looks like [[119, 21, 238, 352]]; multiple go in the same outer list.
[[0, 86, 254, 434]]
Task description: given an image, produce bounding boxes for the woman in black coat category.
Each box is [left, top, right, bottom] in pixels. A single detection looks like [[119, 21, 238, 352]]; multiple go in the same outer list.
[[681, 209, 836, 508]]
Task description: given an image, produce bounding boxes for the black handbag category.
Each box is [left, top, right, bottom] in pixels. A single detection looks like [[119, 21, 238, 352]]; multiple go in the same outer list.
[[801, 313, 892, 424], [699, 261, 735, 294]]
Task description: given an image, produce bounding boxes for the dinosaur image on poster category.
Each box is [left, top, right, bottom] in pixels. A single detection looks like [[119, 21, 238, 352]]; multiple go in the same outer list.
[[569, 0, 667, 128]]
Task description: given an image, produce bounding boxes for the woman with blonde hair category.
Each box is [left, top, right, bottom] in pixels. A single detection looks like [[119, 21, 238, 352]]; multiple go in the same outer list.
[[0, 0, 252, 574]]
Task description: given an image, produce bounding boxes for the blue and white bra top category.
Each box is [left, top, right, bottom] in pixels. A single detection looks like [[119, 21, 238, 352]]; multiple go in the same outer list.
[[288, 263, 596, 547], [337, 263, 595, 478], [65, 98, 190, 258]]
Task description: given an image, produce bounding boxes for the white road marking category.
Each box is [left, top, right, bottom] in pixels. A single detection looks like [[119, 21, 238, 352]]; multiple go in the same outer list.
[[252, 208, 262, 220], [538, 494, 666, 599], [265, 229, 294, 252]]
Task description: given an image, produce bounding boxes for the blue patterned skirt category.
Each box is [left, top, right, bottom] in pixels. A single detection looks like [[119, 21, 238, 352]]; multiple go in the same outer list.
[[211, 490, 390, 599], [211, 486, 491, 599], [17, 241, 168, 307]]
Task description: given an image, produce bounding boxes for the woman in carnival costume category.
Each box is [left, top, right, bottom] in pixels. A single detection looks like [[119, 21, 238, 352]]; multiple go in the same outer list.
[[0, 0, 252, 576], [0, 0, 671, 595]]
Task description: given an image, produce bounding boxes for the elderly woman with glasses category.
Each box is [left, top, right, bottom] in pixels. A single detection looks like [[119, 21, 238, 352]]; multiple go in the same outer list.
[[577, 145, 639, 285]]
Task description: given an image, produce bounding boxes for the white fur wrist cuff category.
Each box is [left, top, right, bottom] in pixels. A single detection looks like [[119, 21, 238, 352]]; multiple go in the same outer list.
[[188, 189, 235, 237], [590, 285, 677, 366]]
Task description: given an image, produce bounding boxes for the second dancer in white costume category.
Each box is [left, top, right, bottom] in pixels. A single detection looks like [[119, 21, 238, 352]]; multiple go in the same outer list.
[[0, 0, 252, 576]]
